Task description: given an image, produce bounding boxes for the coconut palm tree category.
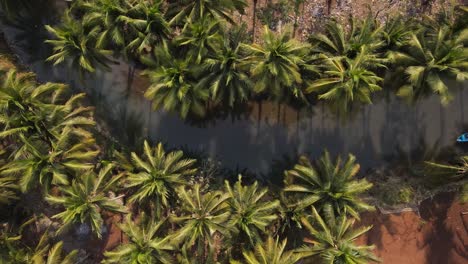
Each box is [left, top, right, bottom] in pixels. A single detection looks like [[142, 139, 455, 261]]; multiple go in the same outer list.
[[124, 140, 197, 217], [283, 151, 374, 220], [0, 225, 78, 264], [103, 214, 174, 263], [0, 175, 17, 204], [30, 235, 78, 264], [0, 70, 95, 142], [171, 184, 231, 262], [306, 46, 384, 114], [125, 0, 170, 56], [167, 0, 247, 25], [46, 12, 113, 74], [243, 26, 309, 101], [388, 26, 468, 105], [225, 176, 280, 246], [197, 25, 252, 107], [46, 164, 126, 238], [176, 17, 222, 64], [381, 16, 414, 51], [298, 207, 379, 264], [1, 126, 98, 193], [309, 18, 384, 59], [77, 0, 134, 53], [231, 236, 303, 264], [424, 155, 468, 201], [143, 45, 209, 118]]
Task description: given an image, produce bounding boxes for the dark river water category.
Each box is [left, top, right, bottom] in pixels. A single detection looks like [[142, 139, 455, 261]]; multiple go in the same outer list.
[[3, 23, 468, 174]]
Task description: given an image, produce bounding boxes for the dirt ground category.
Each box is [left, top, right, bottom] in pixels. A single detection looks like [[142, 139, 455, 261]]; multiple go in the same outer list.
[[357, 192, 468, 264]]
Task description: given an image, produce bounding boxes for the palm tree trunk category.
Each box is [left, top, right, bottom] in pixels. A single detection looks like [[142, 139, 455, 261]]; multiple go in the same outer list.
[[460, 84, 465, 124], [252, 0, 258, 42], [277, 102, 281, 124], [257, 100, 262, 137], [327, 0, 333, 15], [124, 64, 136, 128]]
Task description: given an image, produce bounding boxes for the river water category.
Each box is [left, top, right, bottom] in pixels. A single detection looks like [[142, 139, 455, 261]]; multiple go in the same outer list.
[[2, 23, 468, 174]]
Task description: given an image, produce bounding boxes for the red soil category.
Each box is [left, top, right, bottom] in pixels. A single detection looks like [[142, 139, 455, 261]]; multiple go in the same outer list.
[[358, 192, 468, 264]]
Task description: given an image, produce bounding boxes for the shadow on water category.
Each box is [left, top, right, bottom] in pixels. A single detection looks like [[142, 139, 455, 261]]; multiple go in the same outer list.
[[2, 9, 468, 175]]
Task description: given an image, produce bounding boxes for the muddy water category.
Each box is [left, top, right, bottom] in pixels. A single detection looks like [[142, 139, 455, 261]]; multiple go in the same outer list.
[[3, 24, 468, 174]]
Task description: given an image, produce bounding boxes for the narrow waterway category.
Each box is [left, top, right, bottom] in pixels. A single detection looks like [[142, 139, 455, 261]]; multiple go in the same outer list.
[[3, 23, 468, 174]]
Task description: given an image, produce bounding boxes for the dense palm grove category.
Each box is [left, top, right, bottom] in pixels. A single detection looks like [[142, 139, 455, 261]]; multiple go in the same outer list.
[[0, 0, 467, 263]]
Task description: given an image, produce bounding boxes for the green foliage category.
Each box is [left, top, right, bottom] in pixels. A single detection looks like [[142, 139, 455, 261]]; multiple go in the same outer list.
[[103, 214, 174, 264], [0, 225, 77, 264], [143, 46, 209, 118], [167, 0, 247, 25], [46, 164, 126, 238], [299, 207, 379, 264], [197, 25, 252, 107], [46, 12, 113, 73], [307, 46, 384, 114], [389, 25, 468, 104], [243, 26, 309, 101], [124, 140, 197, 216], [231, 236, 303, 264], [284, 151, 374, 220], [171, 184, 231, 253], [225, 176, 280, 246]]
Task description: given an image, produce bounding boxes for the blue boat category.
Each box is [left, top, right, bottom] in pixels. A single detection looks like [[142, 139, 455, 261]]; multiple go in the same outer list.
[[457, 133, 468, 142]]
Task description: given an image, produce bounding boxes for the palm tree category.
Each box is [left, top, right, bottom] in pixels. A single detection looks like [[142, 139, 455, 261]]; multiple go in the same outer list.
[[0, 226, 78, 264], [381, 16, 413, 51], [143, 46, 209, 118], [1, 126, 99, 192], [77, 0, 134, 53], [298, 207, 379, 264], [424, 155, 468, 201], [30, 235, 78, 264], [176, 17, 222, 64], [103, 214, 174, 263], [124, 140, 197, 217], [306, 46, 384, 114], [46, 12, 113, 74], [197, 26, 252, 107], [388, 26, 468, 105], [0, 175, 17, 204], [231, 236, 303, 264], [309, 18, 384, 59], [0, 70, 95, 142], [167, 0, 247, 25], [46, 164, 126, 238], [225, 176, 280, 246], [171, 184, 231, 262], [243, 26, 309, 101], [126, 0, 170, 56], [283, 151, 374, 220]]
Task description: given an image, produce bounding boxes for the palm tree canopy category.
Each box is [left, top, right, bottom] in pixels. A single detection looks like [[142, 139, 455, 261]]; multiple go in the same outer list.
[[46, 12, 113, 73], [124, 140, 197, 214], [103, 214, 174, 264], [171, 184, 231, 247], [284, 151, 374, 220], [143, 46, 209, 118], [243, 26, 309, 101], [231, 236, 303, 264], [225, 176, 280, 245], [197, 25, 252, 107], [388, 26, 468, 104], [299, 207, 379, 264], [46, 164, 126, 238], [1, 126, 99, 192], [307, 46, 384, 114], [125, 0, 170, 56], [167, 0, 247, 25]]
